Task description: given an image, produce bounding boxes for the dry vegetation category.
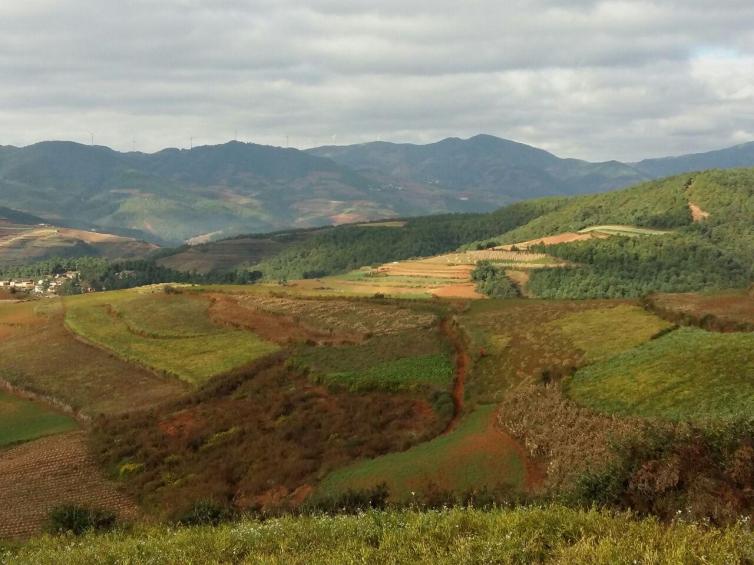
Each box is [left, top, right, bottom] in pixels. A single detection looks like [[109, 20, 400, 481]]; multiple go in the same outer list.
[[500, 383, 639, 489], [645, 290, 754, 331], [221, 294, 438, 338], [93, 356, 446, 516]]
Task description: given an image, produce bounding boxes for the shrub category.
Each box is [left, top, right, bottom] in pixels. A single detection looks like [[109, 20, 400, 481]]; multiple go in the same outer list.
[[174, 500, 235, 526], [305, 483, 390, 514], [46, 505, 117, 535]]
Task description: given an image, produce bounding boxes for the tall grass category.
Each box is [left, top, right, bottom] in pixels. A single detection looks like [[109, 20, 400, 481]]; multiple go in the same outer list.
[[5, 505, 753, 564]]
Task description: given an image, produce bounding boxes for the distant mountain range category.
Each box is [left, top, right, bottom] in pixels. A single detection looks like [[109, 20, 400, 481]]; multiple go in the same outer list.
[[0, 135, 752, 244]]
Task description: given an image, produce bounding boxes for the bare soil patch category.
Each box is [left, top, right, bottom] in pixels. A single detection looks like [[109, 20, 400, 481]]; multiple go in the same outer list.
[[689, 202, 710, 222], [431, 284, 483, 299]]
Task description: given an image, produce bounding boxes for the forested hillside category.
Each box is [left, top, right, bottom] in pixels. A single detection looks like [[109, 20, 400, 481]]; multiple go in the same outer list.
[[248, 168, 754, 297]]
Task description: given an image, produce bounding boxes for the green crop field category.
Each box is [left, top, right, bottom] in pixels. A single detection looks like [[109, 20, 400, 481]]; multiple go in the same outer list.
[[292, 330, 453, 392], [64, 290, 279, 385], [0, 391, 77, 447], [316, 406, 525, 500], [458, 299, 667, 404], [317, 354, 453, 391], [550, 304, 672, 363], [567, 327, 754, 420], [110, 293, 220, 337]]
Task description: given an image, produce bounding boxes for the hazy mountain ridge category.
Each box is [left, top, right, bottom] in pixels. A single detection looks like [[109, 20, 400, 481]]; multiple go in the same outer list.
[[0, 136, 752, 245]]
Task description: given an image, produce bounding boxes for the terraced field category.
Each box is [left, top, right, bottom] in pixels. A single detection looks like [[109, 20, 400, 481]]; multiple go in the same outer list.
[[64, 289, 279, 385], [567, 327, 754, 420]]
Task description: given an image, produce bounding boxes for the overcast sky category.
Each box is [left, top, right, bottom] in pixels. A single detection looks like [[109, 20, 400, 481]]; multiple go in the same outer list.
[[1, 0, 753, 161]]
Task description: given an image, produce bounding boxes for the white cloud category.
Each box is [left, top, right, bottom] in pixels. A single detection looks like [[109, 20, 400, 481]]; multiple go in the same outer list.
[[0, 0, 753, 160]]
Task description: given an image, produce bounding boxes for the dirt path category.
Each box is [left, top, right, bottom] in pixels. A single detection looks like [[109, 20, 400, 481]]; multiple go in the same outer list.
[[439, 315, 545, 490], [439, 317, 468, 434], [490, 408, 545, 491]]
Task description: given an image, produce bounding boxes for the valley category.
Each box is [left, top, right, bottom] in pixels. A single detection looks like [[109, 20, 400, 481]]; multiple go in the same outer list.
[[0, 166, 753, 561]]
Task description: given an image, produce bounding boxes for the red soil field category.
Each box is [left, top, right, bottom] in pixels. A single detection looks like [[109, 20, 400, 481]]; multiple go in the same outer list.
[[0, 432, 138, 538]]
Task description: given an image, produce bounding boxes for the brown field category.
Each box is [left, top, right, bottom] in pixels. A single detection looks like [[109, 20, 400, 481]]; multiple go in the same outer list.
[[0, 300, 187, 416], [207, 294, 360, 344], [214, 294, 438, 338], [0, 431, 138, 538], [646, 290, 754, 330], [157, 237, 288, 274], [431, 284, 483, 299], [0, 223, 155, 264]]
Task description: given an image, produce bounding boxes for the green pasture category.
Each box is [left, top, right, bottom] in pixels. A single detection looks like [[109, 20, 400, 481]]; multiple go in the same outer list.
[[0, 390, 77, 447], [567, 327, 754, 420], [316, 406, 524, 500]]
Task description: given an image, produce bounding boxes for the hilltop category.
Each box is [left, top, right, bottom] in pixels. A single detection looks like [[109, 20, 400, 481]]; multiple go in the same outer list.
[[308, 134, 648, 202]]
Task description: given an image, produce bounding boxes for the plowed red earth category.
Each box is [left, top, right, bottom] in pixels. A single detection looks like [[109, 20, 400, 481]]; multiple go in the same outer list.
[[0, 431, 137, 538]]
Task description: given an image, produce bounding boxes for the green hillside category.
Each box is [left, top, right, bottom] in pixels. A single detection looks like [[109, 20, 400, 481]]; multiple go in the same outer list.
[[169, 168, 754, 299]]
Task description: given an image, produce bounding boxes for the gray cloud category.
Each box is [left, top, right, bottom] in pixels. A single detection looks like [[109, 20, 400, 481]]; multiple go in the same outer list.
[[1, 0, 753, 160]]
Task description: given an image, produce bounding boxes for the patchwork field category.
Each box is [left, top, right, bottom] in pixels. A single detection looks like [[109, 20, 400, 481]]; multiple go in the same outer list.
[[0, 300, 186, 415], [457, 299, 669, 404], [0, 390, 77, 447], [291, 329, 453, 393], [283, 248, 563, 299], [567, 327, 754, 420], [316, 405, 530, 501], [64, 289, 279, 385]]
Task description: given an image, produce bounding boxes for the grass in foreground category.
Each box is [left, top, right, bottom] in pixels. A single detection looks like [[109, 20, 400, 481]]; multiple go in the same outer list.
[[316, 406, 525, 500], [567, 327, 754, 420], [0, 391, 77, 447], [5, 505, 753, 564], [64, 290, 279, 385]]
